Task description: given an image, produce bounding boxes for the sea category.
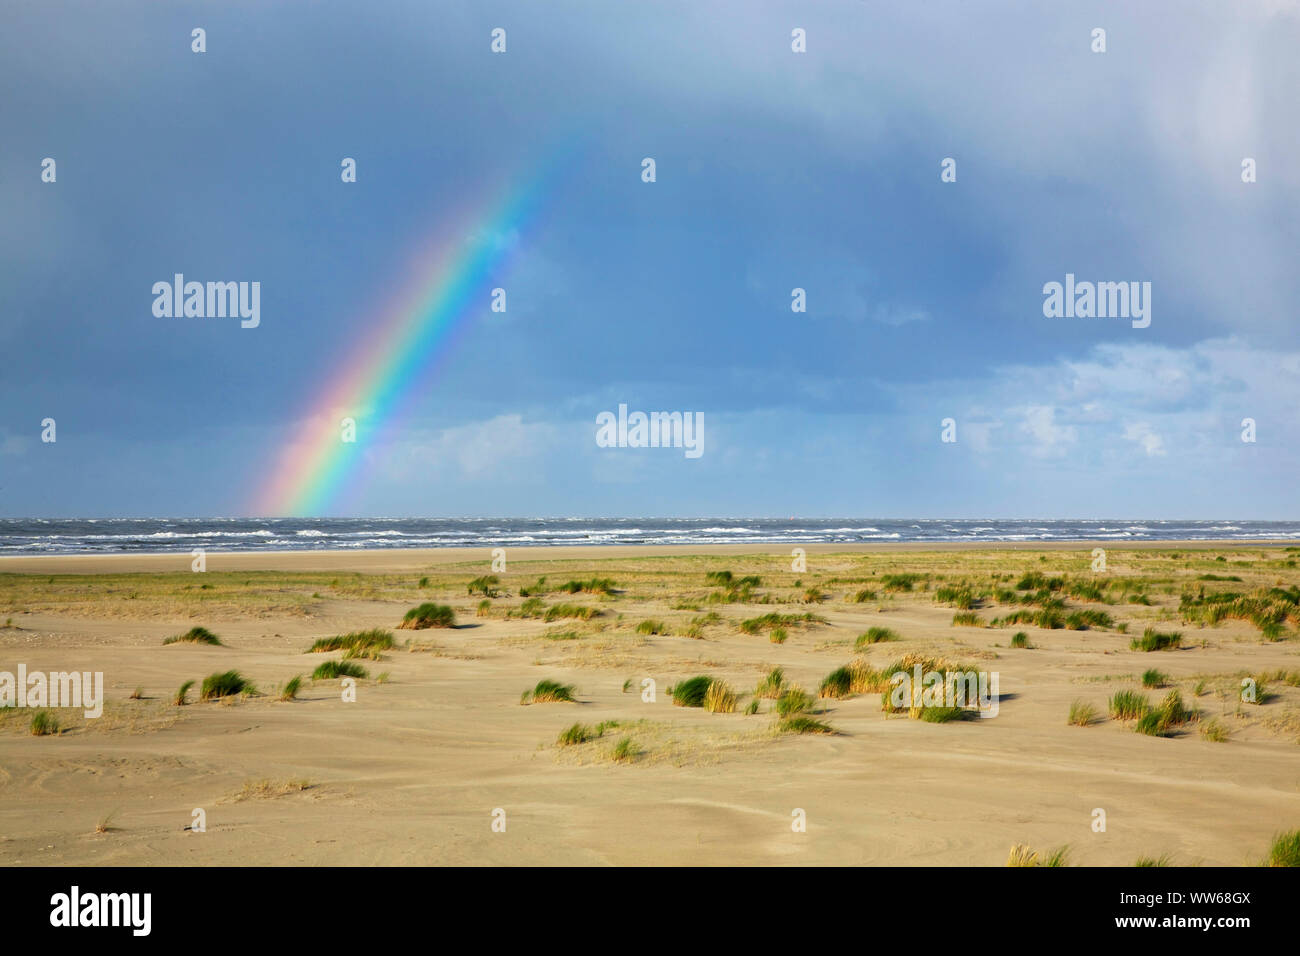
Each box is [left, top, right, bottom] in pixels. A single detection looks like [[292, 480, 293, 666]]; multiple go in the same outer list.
[[0, 518, 1297, 555]]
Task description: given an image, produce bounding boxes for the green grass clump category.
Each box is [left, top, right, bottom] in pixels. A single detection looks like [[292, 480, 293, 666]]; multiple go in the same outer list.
[[769, 627, 788, 644], [467, 575, 500, 597], [610, 736, 638, 762], [881, 573, 925, 592], [544, 603, 599, 622], [1068, 581, 1108, 603], [312, 659, 367, 680], [163, 626, 222, 646], [200, 670, 251, 701], [517, 576, 548, 598], [850, 588, 878, 603], [1140, 668, 1168, 688], [670, 675, 714, 708], [991, 608, 1065, 629], [855, 626, 898, 647], [1065, 609, 1113, 630], [522, 679, 577, 704], [29, 710, 59, 736], [1264, 830, 1300, 867], [1015, 572, 1064, 592], [775, 686, 814, 717], [1109, 689, 1151, 721], [1068, 700, 1101, 726], [635, 619, 666, 635], [278, 675, 303, 701], [557, 723, 593, 746], [1135, 690, 1195, 738], [1179, 587, 1297, 635], [399, 603, 456, 629], [951, 611, 984, 627], [1036, 609, 1064, 629], [561, 577, 615, 595], [1131, 712, 1165, 736], [915, 706, 970, 723], [755, 667, 785, 699], [818, 667, 852, 699], [1132, 627, 1181, 652], [779, 716, 835, 735], [174, 679, 195, 706], [512, 597, 546, 618], [704, 570, 734, 586], [1160, 689, 1193, 725], [308, 629, 395, 655], [935, 585, 977, 609], [1009, 632, 1031, 648], [738, 611, 824, 635], [1135, 854, 1174, 867]]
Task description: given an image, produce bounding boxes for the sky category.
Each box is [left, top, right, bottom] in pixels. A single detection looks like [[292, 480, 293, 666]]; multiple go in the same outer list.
[[1, 0, 1297, 519]]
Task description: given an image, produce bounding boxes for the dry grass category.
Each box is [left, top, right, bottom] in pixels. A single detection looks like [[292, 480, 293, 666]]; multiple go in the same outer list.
[[226, 779, 314, 803], [704, 679, 737, 713]]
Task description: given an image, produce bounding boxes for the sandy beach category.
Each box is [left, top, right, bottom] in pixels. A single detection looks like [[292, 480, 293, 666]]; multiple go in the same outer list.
[[2, 542, 1298, 866]]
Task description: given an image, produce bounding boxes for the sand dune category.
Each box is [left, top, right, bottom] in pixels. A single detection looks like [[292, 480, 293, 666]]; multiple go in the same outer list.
[[2, 543, 1298, 866]]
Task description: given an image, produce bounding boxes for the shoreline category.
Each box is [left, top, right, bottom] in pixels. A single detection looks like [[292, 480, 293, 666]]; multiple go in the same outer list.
[[0, 538, 1294, 574]]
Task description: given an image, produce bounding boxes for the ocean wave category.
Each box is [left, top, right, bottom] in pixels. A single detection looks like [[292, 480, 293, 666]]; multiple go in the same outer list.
[[0, 519, 1295, 555]]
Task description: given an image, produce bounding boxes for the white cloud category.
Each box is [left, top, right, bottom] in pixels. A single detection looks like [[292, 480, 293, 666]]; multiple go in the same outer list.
[[1123, 422, 1167, 457], [1018, 405, 1077, 458], [383, 414, 557, 480], [888, 336, 1300, 468]]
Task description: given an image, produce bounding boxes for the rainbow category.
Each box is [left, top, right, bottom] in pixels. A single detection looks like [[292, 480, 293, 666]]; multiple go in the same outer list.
[[254, 155, 564, 516]]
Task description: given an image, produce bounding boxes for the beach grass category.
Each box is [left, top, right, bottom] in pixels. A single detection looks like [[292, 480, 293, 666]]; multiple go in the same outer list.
[[312, 659, 366, 680], [1109, 689, 1150, 720], [1068, 700, 1101, 726], [1265, 830, 1300, 867], [522, 679, 576, 705], [1132, 627, 1182, 652], [308, 629, 394, 654], [29, 710, 59, 736], [163, 626, 222, 646], [278, 675, 303, 701], [855, 626, 898, 647], [399, 603, 456, 629], [703, 680, 737, 713], [670, 676, 713, 708], [199, 670, 250, 701]]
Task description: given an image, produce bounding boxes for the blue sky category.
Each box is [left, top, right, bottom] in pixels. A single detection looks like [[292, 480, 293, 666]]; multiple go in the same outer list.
[[1, 0, 1298, 518]]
